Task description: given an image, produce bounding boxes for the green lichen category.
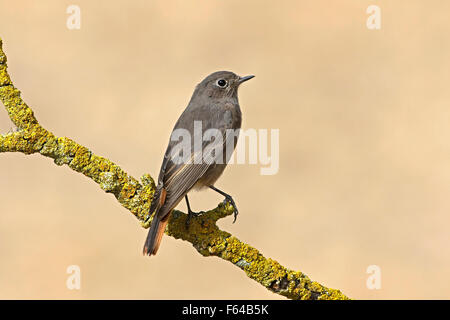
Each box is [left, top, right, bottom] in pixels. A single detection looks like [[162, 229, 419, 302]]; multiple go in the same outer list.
[[0, 67, 11, 86], [99, 171, 120, 192]]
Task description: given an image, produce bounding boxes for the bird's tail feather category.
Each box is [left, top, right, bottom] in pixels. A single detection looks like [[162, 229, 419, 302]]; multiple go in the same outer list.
[[143, 212, 171, 256], [143, 187, 169, 256]]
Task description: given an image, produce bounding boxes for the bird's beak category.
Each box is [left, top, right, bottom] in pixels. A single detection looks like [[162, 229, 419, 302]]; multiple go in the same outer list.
[[238, 75, 255, 84]]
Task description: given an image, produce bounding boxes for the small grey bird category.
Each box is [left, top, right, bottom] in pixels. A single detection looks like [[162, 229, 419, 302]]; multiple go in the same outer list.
[[143, 71, 254, 256]]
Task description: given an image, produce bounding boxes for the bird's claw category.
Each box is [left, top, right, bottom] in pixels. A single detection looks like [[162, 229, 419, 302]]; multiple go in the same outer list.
[[223, 196, 239, 223]]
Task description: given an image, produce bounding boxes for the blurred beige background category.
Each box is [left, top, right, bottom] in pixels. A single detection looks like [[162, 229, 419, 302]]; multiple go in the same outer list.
[[0, 0, 449, 299]]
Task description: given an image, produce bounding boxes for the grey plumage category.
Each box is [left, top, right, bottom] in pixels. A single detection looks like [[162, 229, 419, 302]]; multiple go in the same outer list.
[[143, 71, 254, 256]]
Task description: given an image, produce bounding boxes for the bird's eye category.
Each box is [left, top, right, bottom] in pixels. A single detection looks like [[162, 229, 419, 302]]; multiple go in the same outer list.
[[216, 79, 227, 88]]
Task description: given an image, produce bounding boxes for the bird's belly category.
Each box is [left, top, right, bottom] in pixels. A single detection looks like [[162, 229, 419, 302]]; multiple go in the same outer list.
[[193, 163, 227, 190]]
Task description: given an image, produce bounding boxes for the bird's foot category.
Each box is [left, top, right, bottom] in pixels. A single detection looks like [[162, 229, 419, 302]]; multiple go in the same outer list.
[[185, 209, 203, 230], [223, 196, 239, 223]]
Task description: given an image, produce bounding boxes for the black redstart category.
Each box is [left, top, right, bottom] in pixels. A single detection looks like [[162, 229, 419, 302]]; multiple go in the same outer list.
[[143, 71, 254, 256]]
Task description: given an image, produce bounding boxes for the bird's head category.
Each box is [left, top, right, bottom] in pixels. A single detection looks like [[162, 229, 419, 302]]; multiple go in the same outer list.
[[195, 71, 254, 100]]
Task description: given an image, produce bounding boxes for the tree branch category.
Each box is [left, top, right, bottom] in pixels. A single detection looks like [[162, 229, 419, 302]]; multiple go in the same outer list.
[[0, 37, 349, 300]]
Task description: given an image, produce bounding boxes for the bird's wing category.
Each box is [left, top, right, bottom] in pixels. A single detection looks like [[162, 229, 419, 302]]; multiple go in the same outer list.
[[154, 102, 236, 219]]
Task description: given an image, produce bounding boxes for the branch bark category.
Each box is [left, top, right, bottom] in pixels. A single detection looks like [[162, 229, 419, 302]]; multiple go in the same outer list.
[[0, 37, 349, 300]]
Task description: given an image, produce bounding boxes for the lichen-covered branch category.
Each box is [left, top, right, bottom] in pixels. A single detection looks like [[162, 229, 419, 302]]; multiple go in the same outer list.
[[0, 37, 349, 300]]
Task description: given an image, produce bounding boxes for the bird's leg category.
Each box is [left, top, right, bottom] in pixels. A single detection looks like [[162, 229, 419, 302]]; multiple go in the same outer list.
[[185, 194, 201, 229], [209, 185, 239, 223]]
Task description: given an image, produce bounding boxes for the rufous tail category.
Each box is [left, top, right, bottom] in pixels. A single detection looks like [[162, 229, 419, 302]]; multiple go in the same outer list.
[[143, 211, 171, 256]]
